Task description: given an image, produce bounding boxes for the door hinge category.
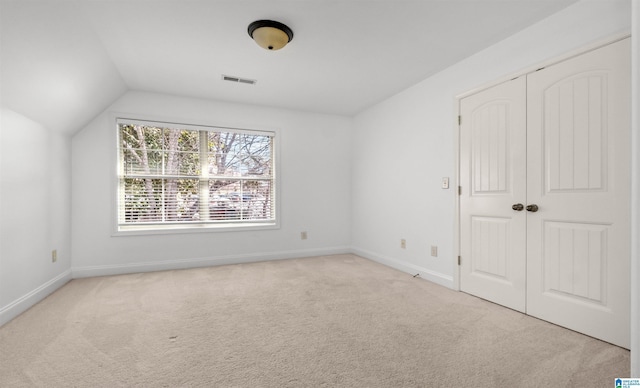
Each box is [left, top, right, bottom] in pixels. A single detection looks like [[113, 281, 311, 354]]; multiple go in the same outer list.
[[458, 256, 461, 266], [458, 186, 462, 195], [458, 115, 462, 125]]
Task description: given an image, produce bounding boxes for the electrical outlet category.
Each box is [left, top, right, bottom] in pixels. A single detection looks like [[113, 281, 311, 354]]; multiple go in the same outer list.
[[301, 231, 308, 240], [442, 177, 450, 189], [52, 249, 57, 263], [431, 246, 438, 257], [400, 239, 406, 249]]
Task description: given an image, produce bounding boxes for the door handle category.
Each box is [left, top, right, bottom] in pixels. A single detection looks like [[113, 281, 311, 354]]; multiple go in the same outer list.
[[526, 204, 539, 212], [512, 203, 524, 211]]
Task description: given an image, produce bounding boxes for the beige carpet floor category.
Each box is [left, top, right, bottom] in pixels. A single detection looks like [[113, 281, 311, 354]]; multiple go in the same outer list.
[[0, 254, 630, 387]]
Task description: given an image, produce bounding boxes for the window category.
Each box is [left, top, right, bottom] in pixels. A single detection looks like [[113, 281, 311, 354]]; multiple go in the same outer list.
[[116, 118, 276, 233]]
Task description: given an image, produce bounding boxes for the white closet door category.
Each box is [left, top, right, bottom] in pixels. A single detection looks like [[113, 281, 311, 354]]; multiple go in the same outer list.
[[459, 76, 527, 312], [526, 38, 630, 348]]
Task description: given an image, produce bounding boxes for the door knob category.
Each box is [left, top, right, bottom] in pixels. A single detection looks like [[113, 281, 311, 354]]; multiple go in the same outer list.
[[512, 203, 524, 211], [526, 204, 539, 212]]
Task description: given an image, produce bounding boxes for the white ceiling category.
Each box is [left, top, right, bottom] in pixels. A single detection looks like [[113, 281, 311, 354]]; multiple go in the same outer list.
[[1, 0, 578, 135]]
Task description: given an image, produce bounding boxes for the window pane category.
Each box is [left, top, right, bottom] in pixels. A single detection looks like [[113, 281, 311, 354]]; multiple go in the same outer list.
[[165, 178, 200, 221], [163, 129, 200, 176], [207, 132, 237, 176], [206, 179, 273, 221], [121, 178, 199, 223], [122, 149, 163, 175], [206, 132, 272, 177], [120, 125, 201, 177], [240, 134, 272, 177], [209, 179, 241, 220], [241, 180, 274, 220], [122, 178, 163, 223], [120, 125, 163, 150]]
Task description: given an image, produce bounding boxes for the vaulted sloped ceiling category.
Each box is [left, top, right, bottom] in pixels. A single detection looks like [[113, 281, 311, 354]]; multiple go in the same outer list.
[[0, 0, 577, 135], [1, 1, 127, 134]]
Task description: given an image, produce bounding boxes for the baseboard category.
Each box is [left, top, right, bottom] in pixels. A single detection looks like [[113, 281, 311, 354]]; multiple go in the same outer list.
[[0, 269, 72, 327], [72, 246, 352, 278], [351, 246, 454, 289]]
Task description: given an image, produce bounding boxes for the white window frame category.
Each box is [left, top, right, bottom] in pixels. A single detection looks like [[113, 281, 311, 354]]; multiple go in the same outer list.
[[112, 114, 280, 236]]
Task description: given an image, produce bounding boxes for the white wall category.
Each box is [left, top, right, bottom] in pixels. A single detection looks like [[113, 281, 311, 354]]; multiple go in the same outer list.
[[0, 107, 72, 326], [351, 0, 631, 288], [71, 91, 352, 277], [631, 0, 640, 377]]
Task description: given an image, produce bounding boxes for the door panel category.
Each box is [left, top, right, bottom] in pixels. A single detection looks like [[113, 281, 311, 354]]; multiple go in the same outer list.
[[471, 216, 510, 280], [544, 73, 607, 192], [542, 221, 607, 303], [526, 38, 630, 348], [459, 77, 527, 312]]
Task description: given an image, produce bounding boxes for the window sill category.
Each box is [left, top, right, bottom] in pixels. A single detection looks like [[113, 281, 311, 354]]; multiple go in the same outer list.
[[113, 222, 279, 236]]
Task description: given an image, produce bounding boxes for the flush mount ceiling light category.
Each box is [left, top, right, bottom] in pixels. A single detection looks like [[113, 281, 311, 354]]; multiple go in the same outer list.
[[248, 20, 294, 51]]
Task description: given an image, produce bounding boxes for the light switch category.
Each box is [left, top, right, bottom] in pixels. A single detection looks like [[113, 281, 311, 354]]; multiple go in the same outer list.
[[442, 177, 449, 189]]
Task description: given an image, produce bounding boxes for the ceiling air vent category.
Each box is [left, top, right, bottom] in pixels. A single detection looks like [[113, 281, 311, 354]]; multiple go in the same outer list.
[[222, 75, 257, 85]]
